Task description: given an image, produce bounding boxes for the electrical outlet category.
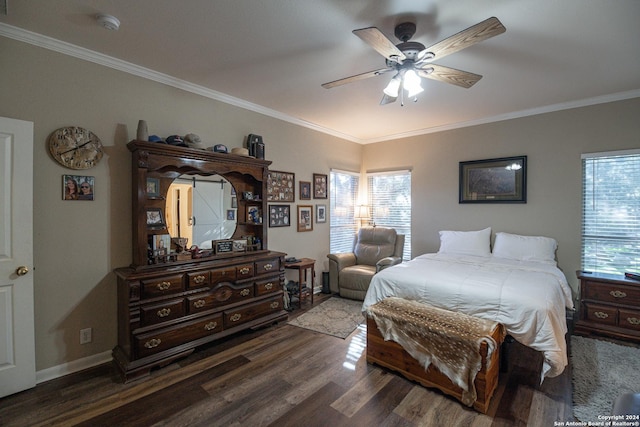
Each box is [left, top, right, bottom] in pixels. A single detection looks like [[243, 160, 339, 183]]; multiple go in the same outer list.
[[80, 328, 92, 344]]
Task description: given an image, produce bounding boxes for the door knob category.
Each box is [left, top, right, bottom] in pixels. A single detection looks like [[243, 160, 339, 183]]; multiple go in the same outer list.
[[16, 266, 29, 276]]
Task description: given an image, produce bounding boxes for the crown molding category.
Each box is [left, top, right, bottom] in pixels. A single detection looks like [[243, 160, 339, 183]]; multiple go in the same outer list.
[[2, 22, 638, 146]]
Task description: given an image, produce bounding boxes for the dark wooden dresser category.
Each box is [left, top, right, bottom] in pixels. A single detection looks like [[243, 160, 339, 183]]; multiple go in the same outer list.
[[113, 141, 288, 381], [574, 270, 640, 342]]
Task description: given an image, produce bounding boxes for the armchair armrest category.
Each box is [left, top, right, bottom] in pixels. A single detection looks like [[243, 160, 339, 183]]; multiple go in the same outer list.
[[376, 256, 402, 273], [327, 252, 356, 272], [327, 252, 357, 294]]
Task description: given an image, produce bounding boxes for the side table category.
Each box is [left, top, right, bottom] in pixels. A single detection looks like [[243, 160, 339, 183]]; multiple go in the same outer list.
[[284, 258, 315, 308]]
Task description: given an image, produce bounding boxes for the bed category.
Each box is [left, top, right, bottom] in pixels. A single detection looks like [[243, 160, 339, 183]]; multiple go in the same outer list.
[[362, 228, 574, 381]]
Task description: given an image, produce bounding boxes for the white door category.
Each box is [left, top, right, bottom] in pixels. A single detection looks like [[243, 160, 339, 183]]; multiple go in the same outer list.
[[0, 117, 35, 397]]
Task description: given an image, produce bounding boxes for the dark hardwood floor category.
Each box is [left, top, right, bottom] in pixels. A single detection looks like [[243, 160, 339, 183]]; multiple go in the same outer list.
[[0, 294, 573, 426]]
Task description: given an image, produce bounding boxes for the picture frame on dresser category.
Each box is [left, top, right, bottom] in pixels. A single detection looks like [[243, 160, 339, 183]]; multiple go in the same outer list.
[[146, 208, 165, 229]]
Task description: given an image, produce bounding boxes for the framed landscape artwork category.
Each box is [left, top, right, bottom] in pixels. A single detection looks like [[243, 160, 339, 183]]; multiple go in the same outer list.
[[459, 155, 527, 203]]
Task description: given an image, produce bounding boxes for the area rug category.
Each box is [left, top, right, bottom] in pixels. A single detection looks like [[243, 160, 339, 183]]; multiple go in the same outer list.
[[571, 335, 640, 421], [287, 297, 365, 339]]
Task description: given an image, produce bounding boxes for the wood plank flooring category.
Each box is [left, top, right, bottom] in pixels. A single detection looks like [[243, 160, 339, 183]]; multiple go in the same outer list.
[[0, 294, 573, 426]]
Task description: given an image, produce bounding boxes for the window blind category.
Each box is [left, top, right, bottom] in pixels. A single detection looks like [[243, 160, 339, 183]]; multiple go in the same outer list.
[[329, 170, 359, 253], [581, 150, 640, 274], [367, 170, 412, 260]]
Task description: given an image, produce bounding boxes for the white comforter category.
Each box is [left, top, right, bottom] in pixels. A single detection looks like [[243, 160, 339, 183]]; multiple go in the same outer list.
[[362, 253, 574, 380]]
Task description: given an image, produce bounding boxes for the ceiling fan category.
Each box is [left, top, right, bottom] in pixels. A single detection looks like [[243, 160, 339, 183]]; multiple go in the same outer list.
[[322, 17, 506, 105]]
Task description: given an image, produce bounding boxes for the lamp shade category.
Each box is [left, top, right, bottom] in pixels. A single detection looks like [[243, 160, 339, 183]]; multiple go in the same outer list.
[[354, 205, 371, 219]]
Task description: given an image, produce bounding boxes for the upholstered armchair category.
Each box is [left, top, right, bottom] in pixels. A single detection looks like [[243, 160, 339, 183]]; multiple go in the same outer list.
[[327, 226, 405, 300]]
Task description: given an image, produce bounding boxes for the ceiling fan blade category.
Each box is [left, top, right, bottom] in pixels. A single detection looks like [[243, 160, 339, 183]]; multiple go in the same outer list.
[[353, 27, 406, 63], [321, 68, 392, 89], [417, 64, 482, 88], [417, 17, 505, 63], [380, 93, 397, 105]]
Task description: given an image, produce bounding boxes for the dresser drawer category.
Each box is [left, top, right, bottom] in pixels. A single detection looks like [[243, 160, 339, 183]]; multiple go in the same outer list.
[[236, 263, 254, 279], [140, 298, 185, 326], [619, 308, 640, 331], [584, 303, 618, 325], [256, 258, 280, 275], [141, 274, 184, 298], [255, 276, 282, 296], [187, 271, 210, 289], [187, 282, 254, 313], [224, 295, 283, 328], [211, 267, 237, 285], [583, 280, 640, 306], [135, 313, 224, 358]]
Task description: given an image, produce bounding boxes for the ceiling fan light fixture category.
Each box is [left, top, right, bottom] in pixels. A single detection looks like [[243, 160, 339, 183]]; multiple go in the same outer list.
[[383, 74, 402, 97], [403, 69, 423, 97]]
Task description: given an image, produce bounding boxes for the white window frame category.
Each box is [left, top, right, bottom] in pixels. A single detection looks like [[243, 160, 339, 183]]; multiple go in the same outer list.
[[581, 149, 640, 275]]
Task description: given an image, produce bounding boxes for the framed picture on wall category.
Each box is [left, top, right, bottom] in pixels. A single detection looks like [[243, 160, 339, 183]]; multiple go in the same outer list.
[[267, 170, 295, 202], [313, 173, 327, 199], [299, 181, 311, 200], [316, 204, 327, 223], [459, 155, 527, 203], [63, 175, 95, 201], [269, 204, 290, 227], [297, 205, 313, 232]]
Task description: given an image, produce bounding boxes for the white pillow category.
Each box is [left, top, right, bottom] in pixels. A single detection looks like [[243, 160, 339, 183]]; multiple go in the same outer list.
[[438, 227, 491, 257], [492, 232, 557, 264]]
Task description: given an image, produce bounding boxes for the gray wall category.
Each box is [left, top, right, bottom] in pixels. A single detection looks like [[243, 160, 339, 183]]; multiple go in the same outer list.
[[1, 34, 639, 373], [363, 98, 640, 299], [0, 37, 361, 372]]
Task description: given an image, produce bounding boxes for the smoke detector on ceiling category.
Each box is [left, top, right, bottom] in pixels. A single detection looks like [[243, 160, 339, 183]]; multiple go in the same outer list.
[[96, 14, 120, 31]]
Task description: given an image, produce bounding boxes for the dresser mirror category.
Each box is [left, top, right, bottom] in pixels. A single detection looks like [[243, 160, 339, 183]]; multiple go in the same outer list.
[[165, 174, 237, 248]]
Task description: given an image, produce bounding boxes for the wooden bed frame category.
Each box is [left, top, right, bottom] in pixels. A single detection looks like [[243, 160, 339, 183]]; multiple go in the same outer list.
[[366, 316, 504, 414]]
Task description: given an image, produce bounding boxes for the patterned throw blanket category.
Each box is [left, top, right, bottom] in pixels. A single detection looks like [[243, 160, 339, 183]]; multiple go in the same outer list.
[[366, 297, 503, 406]]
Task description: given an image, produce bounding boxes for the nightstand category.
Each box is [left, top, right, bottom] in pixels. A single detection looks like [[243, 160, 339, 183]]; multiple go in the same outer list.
[[284, 258, 315, 308], [575, 270, 640, 342]]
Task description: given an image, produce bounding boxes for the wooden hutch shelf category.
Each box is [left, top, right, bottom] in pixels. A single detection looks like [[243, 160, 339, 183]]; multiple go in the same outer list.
[[113, 140, 287, 382]]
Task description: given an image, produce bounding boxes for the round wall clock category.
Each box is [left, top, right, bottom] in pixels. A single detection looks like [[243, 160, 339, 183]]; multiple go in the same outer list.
[[48, 126, 104, 170]]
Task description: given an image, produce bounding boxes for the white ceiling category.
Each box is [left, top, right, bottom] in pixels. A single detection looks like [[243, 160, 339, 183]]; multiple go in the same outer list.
[[1, 0, 639, 144]]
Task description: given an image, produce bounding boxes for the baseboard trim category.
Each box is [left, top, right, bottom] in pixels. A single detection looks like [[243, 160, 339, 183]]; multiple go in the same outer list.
[[36, 351, 112, 384]]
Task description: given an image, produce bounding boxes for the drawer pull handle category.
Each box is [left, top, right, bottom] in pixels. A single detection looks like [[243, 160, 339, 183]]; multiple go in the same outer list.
[[240, 288, 250, 297], [194, 299, 206, 308], [204, 321, 218, 331], [263, 263, 273, 271], [594, 311, 609, 319], [265, 282, 274, 290], [156, 281, 171, 291], [230, 313, 242, 322], [157, 308, 171, 318], [270, 301, 280, 309], [627, 317, 640, 325], [609, 290, 627, 298], [144, 338, 161, 349], [239, 267, 250, 275], [194, 275, 206, 284]]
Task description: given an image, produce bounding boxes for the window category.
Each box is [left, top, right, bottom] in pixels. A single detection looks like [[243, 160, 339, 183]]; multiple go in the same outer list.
[[581, 150, 640, 275], [329, 170, 359, 253], [368, 170, 411, 260]]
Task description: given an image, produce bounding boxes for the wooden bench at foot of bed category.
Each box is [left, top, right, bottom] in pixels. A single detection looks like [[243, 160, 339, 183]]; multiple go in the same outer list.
[[366, 300, 505, 414]]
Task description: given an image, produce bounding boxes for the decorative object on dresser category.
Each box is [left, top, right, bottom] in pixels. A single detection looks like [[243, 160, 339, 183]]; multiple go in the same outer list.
[[574, 271, 640, 342], [113, 140, 287, 382]]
